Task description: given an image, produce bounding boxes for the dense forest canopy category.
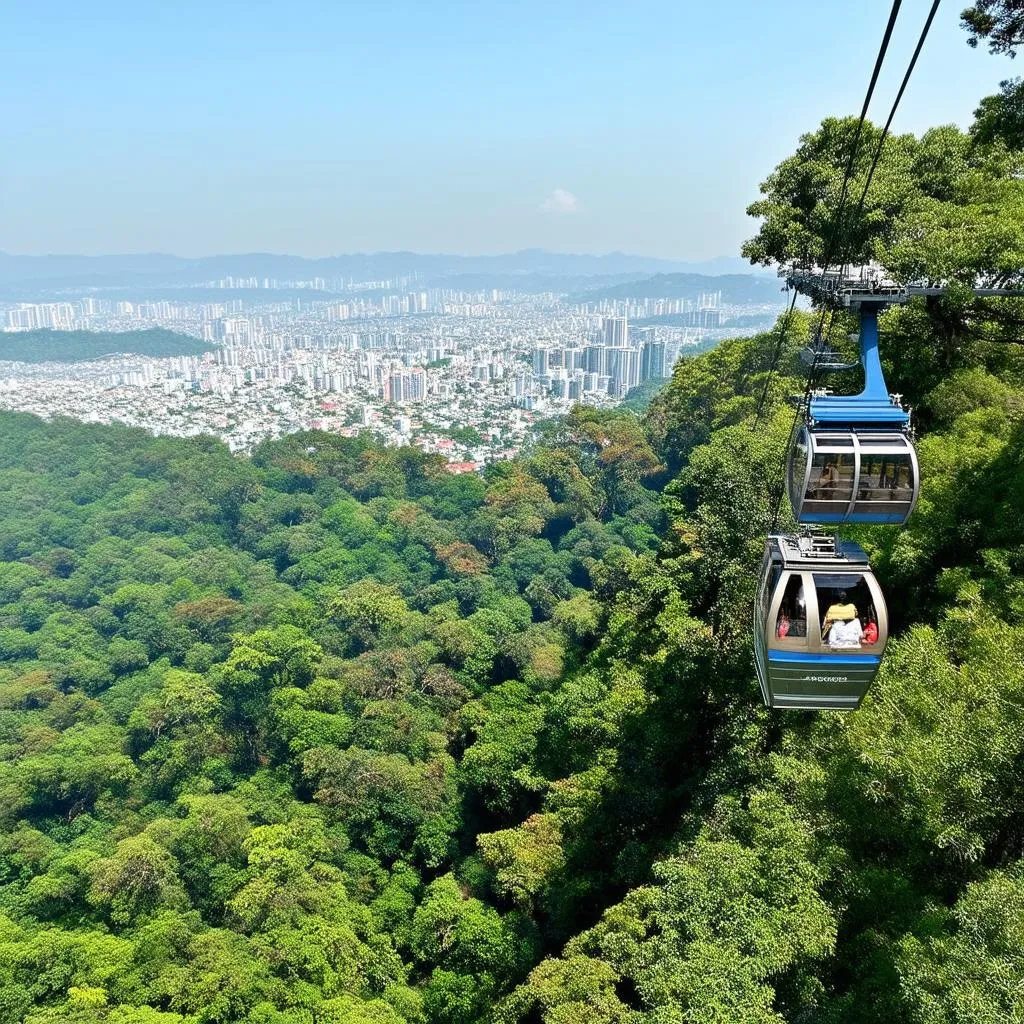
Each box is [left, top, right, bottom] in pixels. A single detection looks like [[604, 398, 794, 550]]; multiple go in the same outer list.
[[0, 329, 212, 363], [742, 112, 1024, 290], [2, 24, 1024, 1024]]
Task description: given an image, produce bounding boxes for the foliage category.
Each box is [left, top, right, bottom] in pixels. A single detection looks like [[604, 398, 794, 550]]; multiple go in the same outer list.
[[742, 117, 1024, 289], [0, 329, 214, 363], [972, 76, 1024, 150], [0, 399, 666, 1022], [962, 0, 1024, 55], [2, 59, 1024, 1024], [620, 377, 666, 414]]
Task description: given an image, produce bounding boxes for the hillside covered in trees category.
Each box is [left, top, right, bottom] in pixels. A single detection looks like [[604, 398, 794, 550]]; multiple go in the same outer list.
[[3, 15, 1024, 1024], [0, 329, 212, 364]]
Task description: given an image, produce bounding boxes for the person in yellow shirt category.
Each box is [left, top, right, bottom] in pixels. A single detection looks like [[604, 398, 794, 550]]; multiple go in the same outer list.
[[823, 589, 857, 635]]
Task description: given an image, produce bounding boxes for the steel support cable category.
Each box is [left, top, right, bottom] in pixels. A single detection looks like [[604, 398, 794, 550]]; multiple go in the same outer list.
[[807, 0, 904, 356], [818, 0, 904, 281], [805, 2, 943, 519], [766, 1, 941, 532], [767, 311, 839, 528], [811, 0, 941, 423], [751, 286, 799, 428], [850, 0, 942, 223], [812, 0, 938, 380], [752, 0, 903, 432]]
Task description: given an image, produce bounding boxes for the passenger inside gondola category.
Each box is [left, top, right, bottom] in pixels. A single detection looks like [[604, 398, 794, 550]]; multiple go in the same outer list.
[[862, 611, 879, 645], [823, 588, 857, 631], [858, 459, 885, 500], [816, 460, 838, 496], [857, 465, 879, 500], [815, 574, 875, 651], [775, 576, 807, 642], [891, 464, 912, 501], [777, 605, 807, 638], [807, 453, 855, 505], [828, 614, 863, 648], [858, 452, 914, 503]]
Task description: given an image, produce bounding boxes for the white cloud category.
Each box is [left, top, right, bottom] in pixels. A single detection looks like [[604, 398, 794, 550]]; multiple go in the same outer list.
[[539, 188, 580, 215]]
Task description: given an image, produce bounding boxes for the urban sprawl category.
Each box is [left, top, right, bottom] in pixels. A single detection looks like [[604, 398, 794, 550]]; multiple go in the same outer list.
[[1, 282, 777, 467]]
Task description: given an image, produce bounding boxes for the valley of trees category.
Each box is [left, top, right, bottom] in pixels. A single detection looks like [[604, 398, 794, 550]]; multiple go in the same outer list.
[[0, 330, 213, 364], [3, 20, 1024, 1024]]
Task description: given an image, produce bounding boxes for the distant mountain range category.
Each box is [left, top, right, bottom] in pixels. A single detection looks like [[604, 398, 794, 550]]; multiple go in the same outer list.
[[572, 273, 784, 306], [0, 250, 771, 293]]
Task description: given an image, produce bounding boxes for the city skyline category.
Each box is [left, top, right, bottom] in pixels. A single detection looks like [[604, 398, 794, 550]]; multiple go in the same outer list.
[[3, 1, 1016, 259], [0, 278, 780, 458]]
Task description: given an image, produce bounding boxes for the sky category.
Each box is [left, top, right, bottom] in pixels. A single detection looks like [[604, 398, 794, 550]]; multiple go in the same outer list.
[[1, 0, 1018, 259]]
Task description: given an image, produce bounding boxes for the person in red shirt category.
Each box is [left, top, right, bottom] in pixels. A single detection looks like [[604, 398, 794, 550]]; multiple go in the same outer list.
[[862, 614, 879, 645], [777, 611, 791, 638]]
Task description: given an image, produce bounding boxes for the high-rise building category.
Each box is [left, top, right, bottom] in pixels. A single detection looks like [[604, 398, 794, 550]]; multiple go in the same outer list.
[[602, 316, 628, 347], [386, 367, 427, 403], [641, 338, 667, 381], [626, 347, 642, 391], [687, 308, 722, 328], [564, 347, 585, 371], [6, 307, 37, 331], [584, 345, 606, 374], [532, 347, 550, 375], [606, 347, 642, 397]]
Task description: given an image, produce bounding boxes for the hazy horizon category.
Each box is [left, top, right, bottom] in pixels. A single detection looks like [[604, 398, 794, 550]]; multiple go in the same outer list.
[[0, 247, 753, 262]]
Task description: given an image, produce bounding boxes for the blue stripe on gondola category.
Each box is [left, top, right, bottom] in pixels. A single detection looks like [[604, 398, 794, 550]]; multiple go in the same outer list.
[[768, 651, 881, 664], [810, 399, 908, 410], [846, 513, 907, 523], [797, 513, 908, 523], [812, 416, 909, 426]]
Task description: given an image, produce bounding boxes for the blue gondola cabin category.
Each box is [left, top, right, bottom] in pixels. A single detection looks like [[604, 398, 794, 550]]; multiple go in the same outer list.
[[754, 533, 888, 710]]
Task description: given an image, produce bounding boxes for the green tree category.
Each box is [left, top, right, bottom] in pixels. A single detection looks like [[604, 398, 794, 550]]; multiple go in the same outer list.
[[88, 836, 185, 925], [962, 0, 1024, 55]]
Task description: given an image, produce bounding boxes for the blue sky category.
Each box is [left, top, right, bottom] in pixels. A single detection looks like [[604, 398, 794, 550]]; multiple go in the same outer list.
[[1, 0, 1017, 258]]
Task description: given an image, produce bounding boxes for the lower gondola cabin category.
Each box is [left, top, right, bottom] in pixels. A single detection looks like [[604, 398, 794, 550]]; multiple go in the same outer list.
[[754, 533, 888, 710]]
